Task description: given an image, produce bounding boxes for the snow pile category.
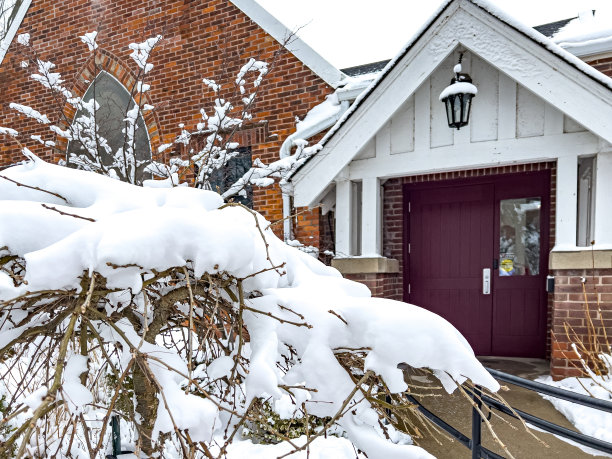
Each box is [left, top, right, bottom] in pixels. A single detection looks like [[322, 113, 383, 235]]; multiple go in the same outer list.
[[537, 354, 612, 443], [0, 157, 499, 457]]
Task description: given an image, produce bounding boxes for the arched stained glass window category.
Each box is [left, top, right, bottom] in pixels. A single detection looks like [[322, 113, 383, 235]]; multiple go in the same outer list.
[[66, 71, 151, 184]]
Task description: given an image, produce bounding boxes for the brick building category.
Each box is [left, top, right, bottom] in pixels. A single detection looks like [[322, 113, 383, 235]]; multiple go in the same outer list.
[[0, 0, 343, 246]]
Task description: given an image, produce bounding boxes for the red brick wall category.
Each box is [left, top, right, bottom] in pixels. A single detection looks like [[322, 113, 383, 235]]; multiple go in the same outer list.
[[584, 55, 612, 78], [550, 269, 612, 379], [343, 272, 403, 301], [0, 0, 333, 242]]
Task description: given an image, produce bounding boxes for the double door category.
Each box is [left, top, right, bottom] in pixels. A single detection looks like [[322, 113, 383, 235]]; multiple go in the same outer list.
[[405, 171, 550, 357]]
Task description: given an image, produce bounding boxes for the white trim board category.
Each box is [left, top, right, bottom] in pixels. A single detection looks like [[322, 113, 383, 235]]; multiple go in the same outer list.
[[229, 0, 344, 88], [292, 0, 612, 207], [0, 0, 32, 67]]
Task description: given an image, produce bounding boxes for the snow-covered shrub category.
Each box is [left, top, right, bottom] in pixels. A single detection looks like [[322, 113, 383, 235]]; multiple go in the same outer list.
[[241, 400, 330, 444], [0, 156, 499, 457], [0, 391, 17, 457]]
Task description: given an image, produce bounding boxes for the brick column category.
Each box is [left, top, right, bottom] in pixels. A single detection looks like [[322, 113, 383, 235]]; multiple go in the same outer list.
[[551, 268, 612, 380]]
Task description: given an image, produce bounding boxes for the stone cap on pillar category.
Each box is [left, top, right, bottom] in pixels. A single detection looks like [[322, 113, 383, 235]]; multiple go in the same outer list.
[[549, 249, 612, 270], [331, 257, 399, 275]]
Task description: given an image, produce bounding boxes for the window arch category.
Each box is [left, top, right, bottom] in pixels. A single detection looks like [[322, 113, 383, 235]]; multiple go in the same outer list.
[[66, 71, 151, 184]]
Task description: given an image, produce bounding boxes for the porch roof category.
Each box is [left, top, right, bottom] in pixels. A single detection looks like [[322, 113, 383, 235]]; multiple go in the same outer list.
[[292, 0, 612, 207]]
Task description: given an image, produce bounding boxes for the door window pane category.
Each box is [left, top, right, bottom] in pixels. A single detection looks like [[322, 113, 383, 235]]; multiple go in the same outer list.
[[499, 198, 541, 276]]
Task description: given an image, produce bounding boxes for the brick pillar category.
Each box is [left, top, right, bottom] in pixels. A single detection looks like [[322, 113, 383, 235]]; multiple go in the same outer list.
[[550, 269, 612, 380]]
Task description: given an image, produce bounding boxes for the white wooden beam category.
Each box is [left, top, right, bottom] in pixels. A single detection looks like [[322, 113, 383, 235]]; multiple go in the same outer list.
[[348, 132, 598, 180], [361, 177, 382, 257], [498, 73, 516, 140], [555, 155, 578, 249], [335, 179, 352, 258], [414, 82, 431, 151], [594, 151, 612, 246]]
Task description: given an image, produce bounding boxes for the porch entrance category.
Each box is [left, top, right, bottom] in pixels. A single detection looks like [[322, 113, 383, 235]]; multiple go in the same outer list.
[[404, 171, 550, 357]]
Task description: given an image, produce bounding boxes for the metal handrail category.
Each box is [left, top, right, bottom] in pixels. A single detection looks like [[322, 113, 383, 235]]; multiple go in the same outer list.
[[486, 368, 612, 413], [476, 390, 612, 454], [404, 367, 612, 458]]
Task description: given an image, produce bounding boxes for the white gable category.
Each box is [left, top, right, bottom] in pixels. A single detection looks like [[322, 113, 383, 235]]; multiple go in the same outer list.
[[366, 52, 589, 159], [293, 0, 612, 207], [342, 49, 599, 190]]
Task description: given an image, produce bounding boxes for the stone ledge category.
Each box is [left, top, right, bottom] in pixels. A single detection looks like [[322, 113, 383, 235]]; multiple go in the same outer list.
[[549, 250, 612, 270], [331, 257, 399, 274]]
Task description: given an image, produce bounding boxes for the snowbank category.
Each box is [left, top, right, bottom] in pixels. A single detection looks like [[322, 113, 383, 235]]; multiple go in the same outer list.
[[0, 157, 499, 457], [537, 354, 612, 444]]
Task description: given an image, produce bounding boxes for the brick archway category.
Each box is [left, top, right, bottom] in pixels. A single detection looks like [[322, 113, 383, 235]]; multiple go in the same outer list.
[[55, 49, 162, 161]]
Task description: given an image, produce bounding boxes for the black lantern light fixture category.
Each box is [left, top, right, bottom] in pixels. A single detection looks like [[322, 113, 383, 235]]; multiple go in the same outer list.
[[439, 53, 477, 130]]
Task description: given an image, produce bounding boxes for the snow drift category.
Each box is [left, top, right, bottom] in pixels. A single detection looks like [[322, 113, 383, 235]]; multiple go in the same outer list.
[[0, 157, 498, 458]]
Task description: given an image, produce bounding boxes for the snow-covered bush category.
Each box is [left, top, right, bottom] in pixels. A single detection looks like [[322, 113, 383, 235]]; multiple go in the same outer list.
[[0, 156, 500, 457]]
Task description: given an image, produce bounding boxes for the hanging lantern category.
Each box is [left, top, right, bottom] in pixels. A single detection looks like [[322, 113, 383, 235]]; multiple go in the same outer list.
[[439, 54, 477, 130]]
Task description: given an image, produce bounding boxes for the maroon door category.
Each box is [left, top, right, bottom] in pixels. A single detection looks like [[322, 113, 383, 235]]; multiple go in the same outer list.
[[405, 171, 550, 358]]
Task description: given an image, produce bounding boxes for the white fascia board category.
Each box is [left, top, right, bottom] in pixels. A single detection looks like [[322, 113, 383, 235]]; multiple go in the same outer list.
[[293, 2, 612, 207], [0, 0, 32, 66], [561, 39, 612, 59], [229, 0, 344, 88]]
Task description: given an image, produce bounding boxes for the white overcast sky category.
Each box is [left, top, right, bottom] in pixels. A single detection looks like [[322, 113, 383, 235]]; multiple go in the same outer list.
[[255, 0, 607, 69]]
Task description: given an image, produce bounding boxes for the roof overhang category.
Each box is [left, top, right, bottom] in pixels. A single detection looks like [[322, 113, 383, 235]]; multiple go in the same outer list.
[[230, 0, 345, 88], [292, 0, 612, 207], [0, 0, 32, 66]]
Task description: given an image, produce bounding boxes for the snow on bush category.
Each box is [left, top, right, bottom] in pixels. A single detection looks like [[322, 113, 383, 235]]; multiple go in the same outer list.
[[0, 156, 499, 457]]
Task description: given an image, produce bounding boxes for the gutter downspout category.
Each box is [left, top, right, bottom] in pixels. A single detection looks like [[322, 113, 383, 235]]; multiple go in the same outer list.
[[279, 98, 350, 241]]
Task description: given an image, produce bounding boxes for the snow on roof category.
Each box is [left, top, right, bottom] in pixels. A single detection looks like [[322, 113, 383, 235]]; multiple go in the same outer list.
[[471, 0, 612, 87], [0, 0, 32, 67], [552, 8, 612, 57], [313, 0, 612, 153]]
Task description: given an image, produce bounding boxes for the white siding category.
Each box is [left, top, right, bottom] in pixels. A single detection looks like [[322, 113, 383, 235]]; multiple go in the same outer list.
[[470, 54, 498, 142], [517, 85, 545, 138], [564, 115, 587, 133], [374, 51, 565, 160], [430, 54, 455, 148], [354, 137, 376, 160], [390, 96, 415, 154]]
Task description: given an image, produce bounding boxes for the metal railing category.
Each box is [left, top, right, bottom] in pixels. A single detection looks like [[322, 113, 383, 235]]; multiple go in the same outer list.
[[406, 367, 612, 458], [104, 367, 612, 458], [105, 415, 132, 459]]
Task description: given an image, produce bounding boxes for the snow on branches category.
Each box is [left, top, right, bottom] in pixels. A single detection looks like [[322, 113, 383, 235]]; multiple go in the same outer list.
[[5, 31, 160, 185], [4, 30, 321, 207], [0, 158, 498, 458]]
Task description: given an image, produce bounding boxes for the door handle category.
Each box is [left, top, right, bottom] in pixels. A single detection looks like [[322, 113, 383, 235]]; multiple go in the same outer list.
[[483, 268, 491, 295]]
